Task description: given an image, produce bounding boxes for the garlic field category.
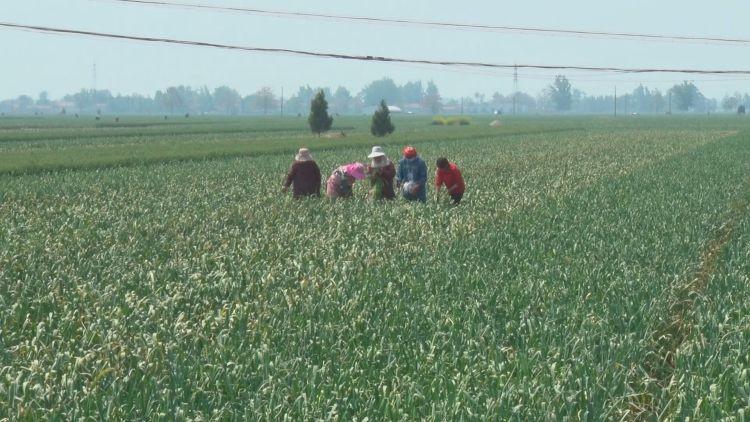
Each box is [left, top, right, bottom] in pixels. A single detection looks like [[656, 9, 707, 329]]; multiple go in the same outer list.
[[1, 116, 749, 419]]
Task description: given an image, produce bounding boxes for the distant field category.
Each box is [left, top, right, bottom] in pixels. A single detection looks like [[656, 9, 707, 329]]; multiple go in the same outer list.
[[1, 115, 750, 419]]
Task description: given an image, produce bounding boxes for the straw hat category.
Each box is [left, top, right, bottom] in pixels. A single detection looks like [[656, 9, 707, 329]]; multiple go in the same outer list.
[[295, 148, 313, 162]]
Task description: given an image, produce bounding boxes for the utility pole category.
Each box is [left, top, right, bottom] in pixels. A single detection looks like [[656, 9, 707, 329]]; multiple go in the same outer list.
[[280, 87, 284, 117], [513, 64, 518, 116], [614, 86, 617, 117], [460, 97, 464, 115], [92, 62, 97, 92]]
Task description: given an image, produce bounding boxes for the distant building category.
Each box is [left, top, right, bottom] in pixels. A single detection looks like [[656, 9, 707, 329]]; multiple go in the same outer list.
[[363, 104, 404, 115]]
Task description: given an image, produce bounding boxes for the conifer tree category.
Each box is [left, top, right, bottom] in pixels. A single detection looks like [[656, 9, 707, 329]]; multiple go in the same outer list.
[[370, 100, 395, 137], [308, 90, 333, 135]]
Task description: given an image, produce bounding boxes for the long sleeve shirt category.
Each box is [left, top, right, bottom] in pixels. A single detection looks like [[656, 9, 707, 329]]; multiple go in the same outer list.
[[367, 162, 396, 200], [284, 160, 321, 198], [397, 156, 428, 201], [435, 163, 465, 194], [326, 167, 354, 198]]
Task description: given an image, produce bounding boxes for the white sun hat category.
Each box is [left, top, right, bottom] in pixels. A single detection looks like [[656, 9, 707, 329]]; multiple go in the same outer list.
[[295, 148, 313, 162], [367, 146, 386, 159]]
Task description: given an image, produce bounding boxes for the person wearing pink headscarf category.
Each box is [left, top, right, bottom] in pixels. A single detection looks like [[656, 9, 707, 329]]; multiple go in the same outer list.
[[326, 162, 366, 199]]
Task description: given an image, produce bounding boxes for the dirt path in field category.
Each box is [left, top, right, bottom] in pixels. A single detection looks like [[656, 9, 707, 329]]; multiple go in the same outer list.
[[629, 177, 750, 419]]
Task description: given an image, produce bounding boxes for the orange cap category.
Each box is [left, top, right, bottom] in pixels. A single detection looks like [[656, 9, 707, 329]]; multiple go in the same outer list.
[[403, 146, 417, 159]]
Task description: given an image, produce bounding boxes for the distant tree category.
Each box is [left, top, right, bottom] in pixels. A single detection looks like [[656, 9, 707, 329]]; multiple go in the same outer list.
[[308, 90, 333, 135], [423, 80, 442, 114], [332, 86, 353, 114], [351, 93, 365, 114], [361, 78, 400, 106], [669, 81, 700, 112], [196, 86, 213, 114], [110, 93, 156, 114], [213, 86, 241, 115], [16, 95, 34, 112], [254, 87, 276, 115], [631, 85, 652, 113], [37, 91, 51, 106], [473, 92, 486, 113], [515, 92, 536, 113], [617, 94, 632, 115], [739, 105, 746, 115], [650, 89, 666, 113], [571, 89, 585, 111], [491, 92, 506, 110], [400, 81, 424, 104], [158, 86, 185, 114], [286, 85, 316, 115], [548, 75, 573, 111], [459, 96, 475, 114], [722, 93, 741, 112], [370, 100, 395, 137], [76, 91, 93, 111], [240, 95, 255, 115]]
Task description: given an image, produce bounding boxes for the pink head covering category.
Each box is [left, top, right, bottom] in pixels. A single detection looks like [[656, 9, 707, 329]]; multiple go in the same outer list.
[[343, 162, 366, 180]]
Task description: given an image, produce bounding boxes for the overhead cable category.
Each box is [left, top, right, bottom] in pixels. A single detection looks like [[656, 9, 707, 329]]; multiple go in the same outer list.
[[105, 0, 750, 46], [3, 22, 750, 76]]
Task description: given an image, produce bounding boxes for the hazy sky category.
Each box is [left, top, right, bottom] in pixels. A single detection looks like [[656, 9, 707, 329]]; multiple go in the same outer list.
[[3, 0, 750, 100]]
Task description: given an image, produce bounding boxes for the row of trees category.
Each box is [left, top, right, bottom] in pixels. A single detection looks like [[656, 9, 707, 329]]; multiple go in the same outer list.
[[721, 92, 750, 112], [542, 77, 719, 113], [0, 80, 443, 116], [2, 78, 746, 116], [283, 79, 442, 115]]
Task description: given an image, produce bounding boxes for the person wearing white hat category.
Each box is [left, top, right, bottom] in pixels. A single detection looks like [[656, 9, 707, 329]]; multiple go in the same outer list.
[[366, 146, 396, 200], [283, 148, 322, 199]]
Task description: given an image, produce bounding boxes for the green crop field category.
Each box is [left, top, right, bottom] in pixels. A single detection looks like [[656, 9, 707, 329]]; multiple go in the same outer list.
[[2, 114, 750, 419]]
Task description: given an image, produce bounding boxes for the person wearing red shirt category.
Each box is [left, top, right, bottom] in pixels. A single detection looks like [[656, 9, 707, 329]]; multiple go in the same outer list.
[[435, 157, 465, 205]]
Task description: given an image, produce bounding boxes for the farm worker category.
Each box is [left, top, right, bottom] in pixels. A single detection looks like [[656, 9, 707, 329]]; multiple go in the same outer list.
[[396, 146, 427, 202], [366, 146, 396, 200], [283, 148, 322, 199], [326, 162, 366, 199], [435, 157, 466, 205]]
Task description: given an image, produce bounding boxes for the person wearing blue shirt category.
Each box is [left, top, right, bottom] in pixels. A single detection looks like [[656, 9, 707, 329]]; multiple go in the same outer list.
[[396, 146, 428, 202]]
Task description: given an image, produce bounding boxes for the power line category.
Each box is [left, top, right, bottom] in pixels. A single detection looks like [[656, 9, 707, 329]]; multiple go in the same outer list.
[[103, 0, 750, 46], [3, 21, 750, 76], [400, 60, 750, 84]]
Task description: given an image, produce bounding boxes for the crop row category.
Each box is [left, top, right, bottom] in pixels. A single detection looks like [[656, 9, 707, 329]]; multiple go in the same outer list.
[[1, 125, 748, 418]]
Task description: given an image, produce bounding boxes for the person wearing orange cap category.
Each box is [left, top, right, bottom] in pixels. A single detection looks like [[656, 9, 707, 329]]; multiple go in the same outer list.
[[396, 146, 428, 202]]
